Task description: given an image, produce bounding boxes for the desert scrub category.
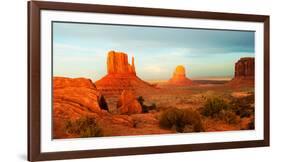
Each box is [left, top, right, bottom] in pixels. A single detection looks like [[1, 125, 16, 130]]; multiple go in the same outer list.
[[159, 108, 204, 133], [64, 116, 103, 138], [229, 93, 254, 118], [201, 97, 241, 124], [201, 97, 230, 118], [218, 110, 239, 124]]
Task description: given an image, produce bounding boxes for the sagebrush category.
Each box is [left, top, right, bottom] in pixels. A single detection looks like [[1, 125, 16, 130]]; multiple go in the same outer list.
[[159, 108, 204, 133], [201, 97, 240, 124], [201, 97, 230, 118], [64, 116, 103, 137]]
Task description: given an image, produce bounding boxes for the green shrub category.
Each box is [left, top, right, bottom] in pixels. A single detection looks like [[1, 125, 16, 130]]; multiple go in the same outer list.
[[64, 116, 103, 138], [159, 108, 183, 130], [201, 97, 229, 117], [159, 108, 204, 133], [182, 109, 205, 133]]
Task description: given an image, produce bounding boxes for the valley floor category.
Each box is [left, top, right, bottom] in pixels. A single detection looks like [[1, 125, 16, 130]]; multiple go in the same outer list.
[[54, 81, 254, 139]]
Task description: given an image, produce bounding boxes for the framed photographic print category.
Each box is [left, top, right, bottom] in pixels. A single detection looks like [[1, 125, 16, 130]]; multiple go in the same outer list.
[[28, 1, 270, 161]]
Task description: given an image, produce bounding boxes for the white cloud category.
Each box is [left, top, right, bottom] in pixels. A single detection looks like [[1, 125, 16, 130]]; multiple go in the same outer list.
[[142, 65, 166, 73]]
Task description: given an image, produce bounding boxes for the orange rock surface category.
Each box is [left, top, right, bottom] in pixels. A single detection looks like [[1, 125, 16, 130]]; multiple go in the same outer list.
[[117, 90, 142, 114], [107, 50, 136, 75], [53, 77, 167, 138], [53, 77, 104, 138], [234, 57, 254, 78], [53, 76, 97, 89], [228, 57, 254, 87], [169, 65, 193, 86], [95, 51, 155, 96]]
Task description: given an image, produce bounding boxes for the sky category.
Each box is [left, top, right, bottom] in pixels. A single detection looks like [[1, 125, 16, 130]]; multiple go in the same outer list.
[[52, 22, 255, 81]]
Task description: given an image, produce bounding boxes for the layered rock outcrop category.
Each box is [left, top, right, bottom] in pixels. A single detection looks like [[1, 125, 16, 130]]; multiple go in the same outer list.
[[53, 77, 97, 89], [169, 65, 192, 86], [116, 90, 142, 114], [234, 57, 255, 78], [229, 57, 254, 86], [53, 77, 107, 138], [107, 51, 136, 75], [53, 77, 162, 138], [53, 77, 104, 115], [95, 51, 155, 96]]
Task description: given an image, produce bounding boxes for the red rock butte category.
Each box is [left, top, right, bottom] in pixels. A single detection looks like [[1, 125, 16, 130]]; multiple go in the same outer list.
[[169, 65, 192, 86], [228, 57, 254, 86], [95, 51, 155, 96], [107, 51, 136, 75]]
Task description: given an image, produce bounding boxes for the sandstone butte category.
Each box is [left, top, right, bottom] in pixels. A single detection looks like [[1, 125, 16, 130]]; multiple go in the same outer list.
[[95, 51, 155, 95], [168, 65, 193, 86], [116, 90, 142, 115], [53, 77, 106, 138], [228, 57, 255, 87], [107, 50, 136, 75]]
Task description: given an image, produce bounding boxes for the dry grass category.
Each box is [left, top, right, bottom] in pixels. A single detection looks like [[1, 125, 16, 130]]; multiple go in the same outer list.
[[64, 116, 103, 138], [201, 97, 230, 118], [159, 108, 204, 133]]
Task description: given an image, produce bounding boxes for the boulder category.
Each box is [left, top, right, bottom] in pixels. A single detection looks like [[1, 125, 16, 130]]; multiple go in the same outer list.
[[53, 77, 105, 115], [52, 77, 108, 138], [116, 90, 142, 115]]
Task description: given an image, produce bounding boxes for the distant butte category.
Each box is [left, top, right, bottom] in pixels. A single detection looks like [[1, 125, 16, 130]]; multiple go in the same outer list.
[[169, 65, 193, 86], [95, 51, 155, 96], [228, 57, 254, 86]]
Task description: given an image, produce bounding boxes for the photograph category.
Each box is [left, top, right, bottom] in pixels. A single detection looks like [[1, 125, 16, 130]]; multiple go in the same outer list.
[[52, 22, 256, 139]]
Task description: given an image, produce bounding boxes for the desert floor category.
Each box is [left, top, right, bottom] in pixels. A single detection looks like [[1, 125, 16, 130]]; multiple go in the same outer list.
[[94, 81, 254, 137]]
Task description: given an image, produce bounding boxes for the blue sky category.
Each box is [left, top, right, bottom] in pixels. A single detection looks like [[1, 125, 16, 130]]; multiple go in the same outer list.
[[53, 22, 254, 81]]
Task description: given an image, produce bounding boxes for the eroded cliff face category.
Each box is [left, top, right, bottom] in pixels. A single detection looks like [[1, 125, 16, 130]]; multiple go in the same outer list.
[[52, 77, 105, 138], [169, 65, 192, 86], [95, 51, 153, 92], [229, 57, 255, 86], [107, 51, 136, 75], [95, 51, 156, 111], [235, 57, 255, 78]]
